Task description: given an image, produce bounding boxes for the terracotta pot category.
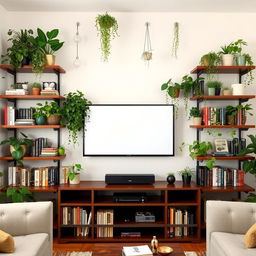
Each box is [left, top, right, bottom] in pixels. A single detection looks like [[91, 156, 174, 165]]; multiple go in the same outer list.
[[45, 54, 56, 65], [193, 117, 202, 125], [47, 115, 60, 125], [69, 173, 80, 185], [227, 115, 235, 125], [32, 88, 41, 95], [201, 57, 209, 66], [10, 144, 27, 156], [223, 89, 232, 95], [172, 88, 180, 98]]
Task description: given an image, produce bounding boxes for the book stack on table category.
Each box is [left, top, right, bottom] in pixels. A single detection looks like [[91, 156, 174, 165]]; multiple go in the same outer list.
[[122, 245, 153, 256]]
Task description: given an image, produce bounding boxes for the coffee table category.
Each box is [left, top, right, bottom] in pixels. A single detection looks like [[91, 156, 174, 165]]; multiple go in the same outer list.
[[80, 243, 185, 256]]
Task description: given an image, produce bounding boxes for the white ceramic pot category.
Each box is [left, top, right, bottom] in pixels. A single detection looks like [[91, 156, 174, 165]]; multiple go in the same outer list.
[[69, 173, 80, 185], [221, 54, 234, 66], [231, 84, 245, 95], [193, 117, 202, 125]]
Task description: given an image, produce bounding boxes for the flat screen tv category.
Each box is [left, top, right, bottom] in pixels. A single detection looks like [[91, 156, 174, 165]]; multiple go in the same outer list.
[[83, 104, 174, 156]]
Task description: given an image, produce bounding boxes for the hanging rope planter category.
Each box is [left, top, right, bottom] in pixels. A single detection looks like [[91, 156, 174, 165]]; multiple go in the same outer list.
[[142, 22, 153, 62], [171, 22, 179, 58]]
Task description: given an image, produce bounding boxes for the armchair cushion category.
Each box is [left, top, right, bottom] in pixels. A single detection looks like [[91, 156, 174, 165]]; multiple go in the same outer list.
[[0, 230, 14, 253], [245, 223, 256, 248]]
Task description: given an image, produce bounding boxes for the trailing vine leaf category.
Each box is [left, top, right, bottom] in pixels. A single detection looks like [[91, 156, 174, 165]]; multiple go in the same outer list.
[[205, 157, 216, 169], [171, 22, 179, 58], [96, 12, 118, 62]]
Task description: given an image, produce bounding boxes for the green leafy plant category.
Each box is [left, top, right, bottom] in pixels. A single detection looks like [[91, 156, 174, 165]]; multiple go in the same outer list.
[[168, 172, 175, 176], [30, 82, 41, 89], [62, 91, 91, 145], [205, 157, 216, 169], [219, 39, 247, 55], [245, 192, 256, 202], [189, 140, 213, 159], [171, 22, 179, 58], [32, 28, 64, 55], [189, 107, 202, 118], [5, 186, 33, 203], [226, 105, 238, 116], [206, 81, 222, 89], [236, 104, 253, 116], [178, 167, 194, 177], [238, 135, 256, 156], [33, 101, 61, 118], [0, 132, 33, 166], [1, 29, 34, 68], [96, 12, 118, 62], [207, 129, 222, 137], [200, 52, 221, 78], [66, 164, 83, 181], [10, 83, 23, 89]]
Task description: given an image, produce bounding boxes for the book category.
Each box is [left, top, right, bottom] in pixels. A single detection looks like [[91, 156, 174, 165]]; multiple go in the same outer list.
[[122, 245, 153, 256]]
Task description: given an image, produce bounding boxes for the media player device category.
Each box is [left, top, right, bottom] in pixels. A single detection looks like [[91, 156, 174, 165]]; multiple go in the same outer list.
[[113, 193, 147, 203], [105, 174, 155, 185]]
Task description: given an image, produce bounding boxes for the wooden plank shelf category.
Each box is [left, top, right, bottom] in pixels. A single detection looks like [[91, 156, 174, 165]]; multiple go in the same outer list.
[[190, 95, 255, 101], [190, 125, 255, 129], [0, 125, 65, 129], [60, 202, 92, 207], [201, 184, 254, 193], [0, 155, 66, 160], [1, 186, 58, 192], [0, 64, 65, 74], [196, 155, 254, 160], [95, 222, 165, 227], [191, 65, 255, 74], [0, 95, 65, 100]]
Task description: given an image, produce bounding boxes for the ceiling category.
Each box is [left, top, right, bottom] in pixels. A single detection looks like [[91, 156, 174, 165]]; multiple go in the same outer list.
[[1, 0, 256, 12]]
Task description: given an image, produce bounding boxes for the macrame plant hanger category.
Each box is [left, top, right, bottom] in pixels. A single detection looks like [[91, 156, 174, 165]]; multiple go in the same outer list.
[[142, 22, 152, 65]]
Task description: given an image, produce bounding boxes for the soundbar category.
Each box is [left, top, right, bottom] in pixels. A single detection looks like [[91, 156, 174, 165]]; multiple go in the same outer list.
[[105, 174, 155, 185]]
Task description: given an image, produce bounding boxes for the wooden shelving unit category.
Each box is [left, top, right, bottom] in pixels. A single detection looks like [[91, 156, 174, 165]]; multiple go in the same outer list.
[[190, 95, 255, 101], [190, 65, 255, 74], [0, 125, 65, 129], [196, 155, 254, 161], [0, 95, 65, 100], [190, 125, 255, 129], [58, 181, 201, 243], [0, 155, 66, 161]]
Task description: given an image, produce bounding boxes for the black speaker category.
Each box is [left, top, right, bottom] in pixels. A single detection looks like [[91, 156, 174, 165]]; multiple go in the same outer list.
[[105, 174, 155, 185]]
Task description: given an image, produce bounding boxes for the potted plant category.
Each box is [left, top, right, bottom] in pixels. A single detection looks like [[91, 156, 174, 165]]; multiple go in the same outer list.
[[0, 132, 33, 166], [62, 91, 91, 145], [166, 172, 176, 184], [226, 105, 237, 125], [189, 107, 202, 125], [34, 101, 61, 125], [95, 12, 118, 62], [222, 87, 232, 95], [3, 186, 33, 203], [1, 29, 34, 68], [200, 52, 221, 78], [178, 167, 194, 185], [30, 82, 41, 95], [58, 146, 65, 156], [189, 140, 213, 159], [67, 163, 83, 185], [32, 28, 64, 65], [206, 81, 221, 95], [236, 104, 253, 125], [31, 103, 47, 125]]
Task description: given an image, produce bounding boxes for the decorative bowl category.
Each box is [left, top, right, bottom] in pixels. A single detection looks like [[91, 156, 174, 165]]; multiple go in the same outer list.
[[157, 246, 173, 255]]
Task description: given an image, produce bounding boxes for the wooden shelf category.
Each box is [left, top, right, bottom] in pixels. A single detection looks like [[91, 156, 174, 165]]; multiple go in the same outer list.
[[0, 64, 65, 74], [95, 222, 165, 227], [1, 186, 58, 192], [201, 184, 254, 193], [196, 155, 254, 160], [60, 202, 91, 207], [190, 125, 255, 129], [0, 155, 66, 160], [0, 95, 65, 100], [190, 95, 255, 101], [0, 125, 65, 129], [191, 65, 255, 74]]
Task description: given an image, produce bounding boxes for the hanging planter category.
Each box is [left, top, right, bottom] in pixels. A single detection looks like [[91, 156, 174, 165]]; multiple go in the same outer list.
[[96, 12, 118, 62], [142, 22, 153, 62], [171, 22, 179, 58]]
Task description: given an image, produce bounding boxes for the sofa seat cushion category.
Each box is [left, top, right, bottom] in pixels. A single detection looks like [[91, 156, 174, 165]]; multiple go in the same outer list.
[[3, 233, 49, 256], [211, 232, 256, 256]]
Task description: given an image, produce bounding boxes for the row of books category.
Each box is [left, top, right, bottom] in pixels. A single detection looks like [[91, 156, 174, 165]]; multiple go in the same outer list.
[[41, 148, 58, 157], [169, 208, 195, 238], [40, 90, 59, 95], [202, 106, 246, 126], [7, 166, 59, 186], [5, 89, 28, 95], [62, 207, 91, 237], [197, 166, 244, 187], [3, 106, 34, 125], [32, 137, 48, 157], [96, 209, 114, 238]]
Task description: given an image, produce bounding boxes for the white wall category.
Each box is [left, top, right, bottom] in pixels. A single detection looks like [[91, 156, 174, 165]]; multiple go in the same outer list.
[[1, 11, 256, 185]]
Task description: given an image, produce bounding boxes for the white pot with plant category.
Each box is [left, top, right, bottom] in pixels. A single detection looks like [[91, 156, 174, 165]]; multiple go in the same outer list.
[[67, 164, 83, 185], [189, 107, 202, 125], [232, 83, 245, 95]]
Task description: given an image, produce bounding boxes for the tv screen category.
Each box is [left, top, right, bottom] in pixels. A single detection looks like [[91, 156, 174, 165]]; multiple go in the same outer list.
[[83, 104, 174, 156]]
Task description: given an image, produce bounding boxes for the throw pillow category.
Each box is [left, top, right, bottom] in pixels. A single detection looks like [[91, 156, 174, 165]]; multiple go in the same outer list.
[[244, 223, 256, 248], [0, 230, 15, 253]]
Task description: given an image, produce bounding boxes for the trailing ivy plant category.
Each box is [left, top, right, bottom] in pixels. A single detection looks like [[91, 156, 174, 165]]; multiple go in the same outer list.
[[5, 187, 33, 203], [171, 22, 179, 58], [62, 91, 91, 145], [96, 12, 118, 62]]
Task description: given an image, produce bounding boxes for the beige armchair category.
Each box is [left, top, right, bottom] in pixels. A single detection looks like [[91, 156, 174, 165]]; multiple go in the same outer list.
[[0, 201, 53, 256], [206, 200, 256, 256]]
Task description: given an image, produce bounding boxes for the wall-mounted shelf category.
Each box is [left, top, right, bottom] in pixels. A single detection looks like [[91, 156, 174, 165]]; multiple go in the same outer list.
[[190, 95, 255, 101], [190, 65, 255, 75], [190, 125, 255, 129], [0, 95, 65, 100], [0, 155, 66, 161], [0, 64, 66, 74], [0, 125, 65, 129], [196, 155, 254, 161]]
